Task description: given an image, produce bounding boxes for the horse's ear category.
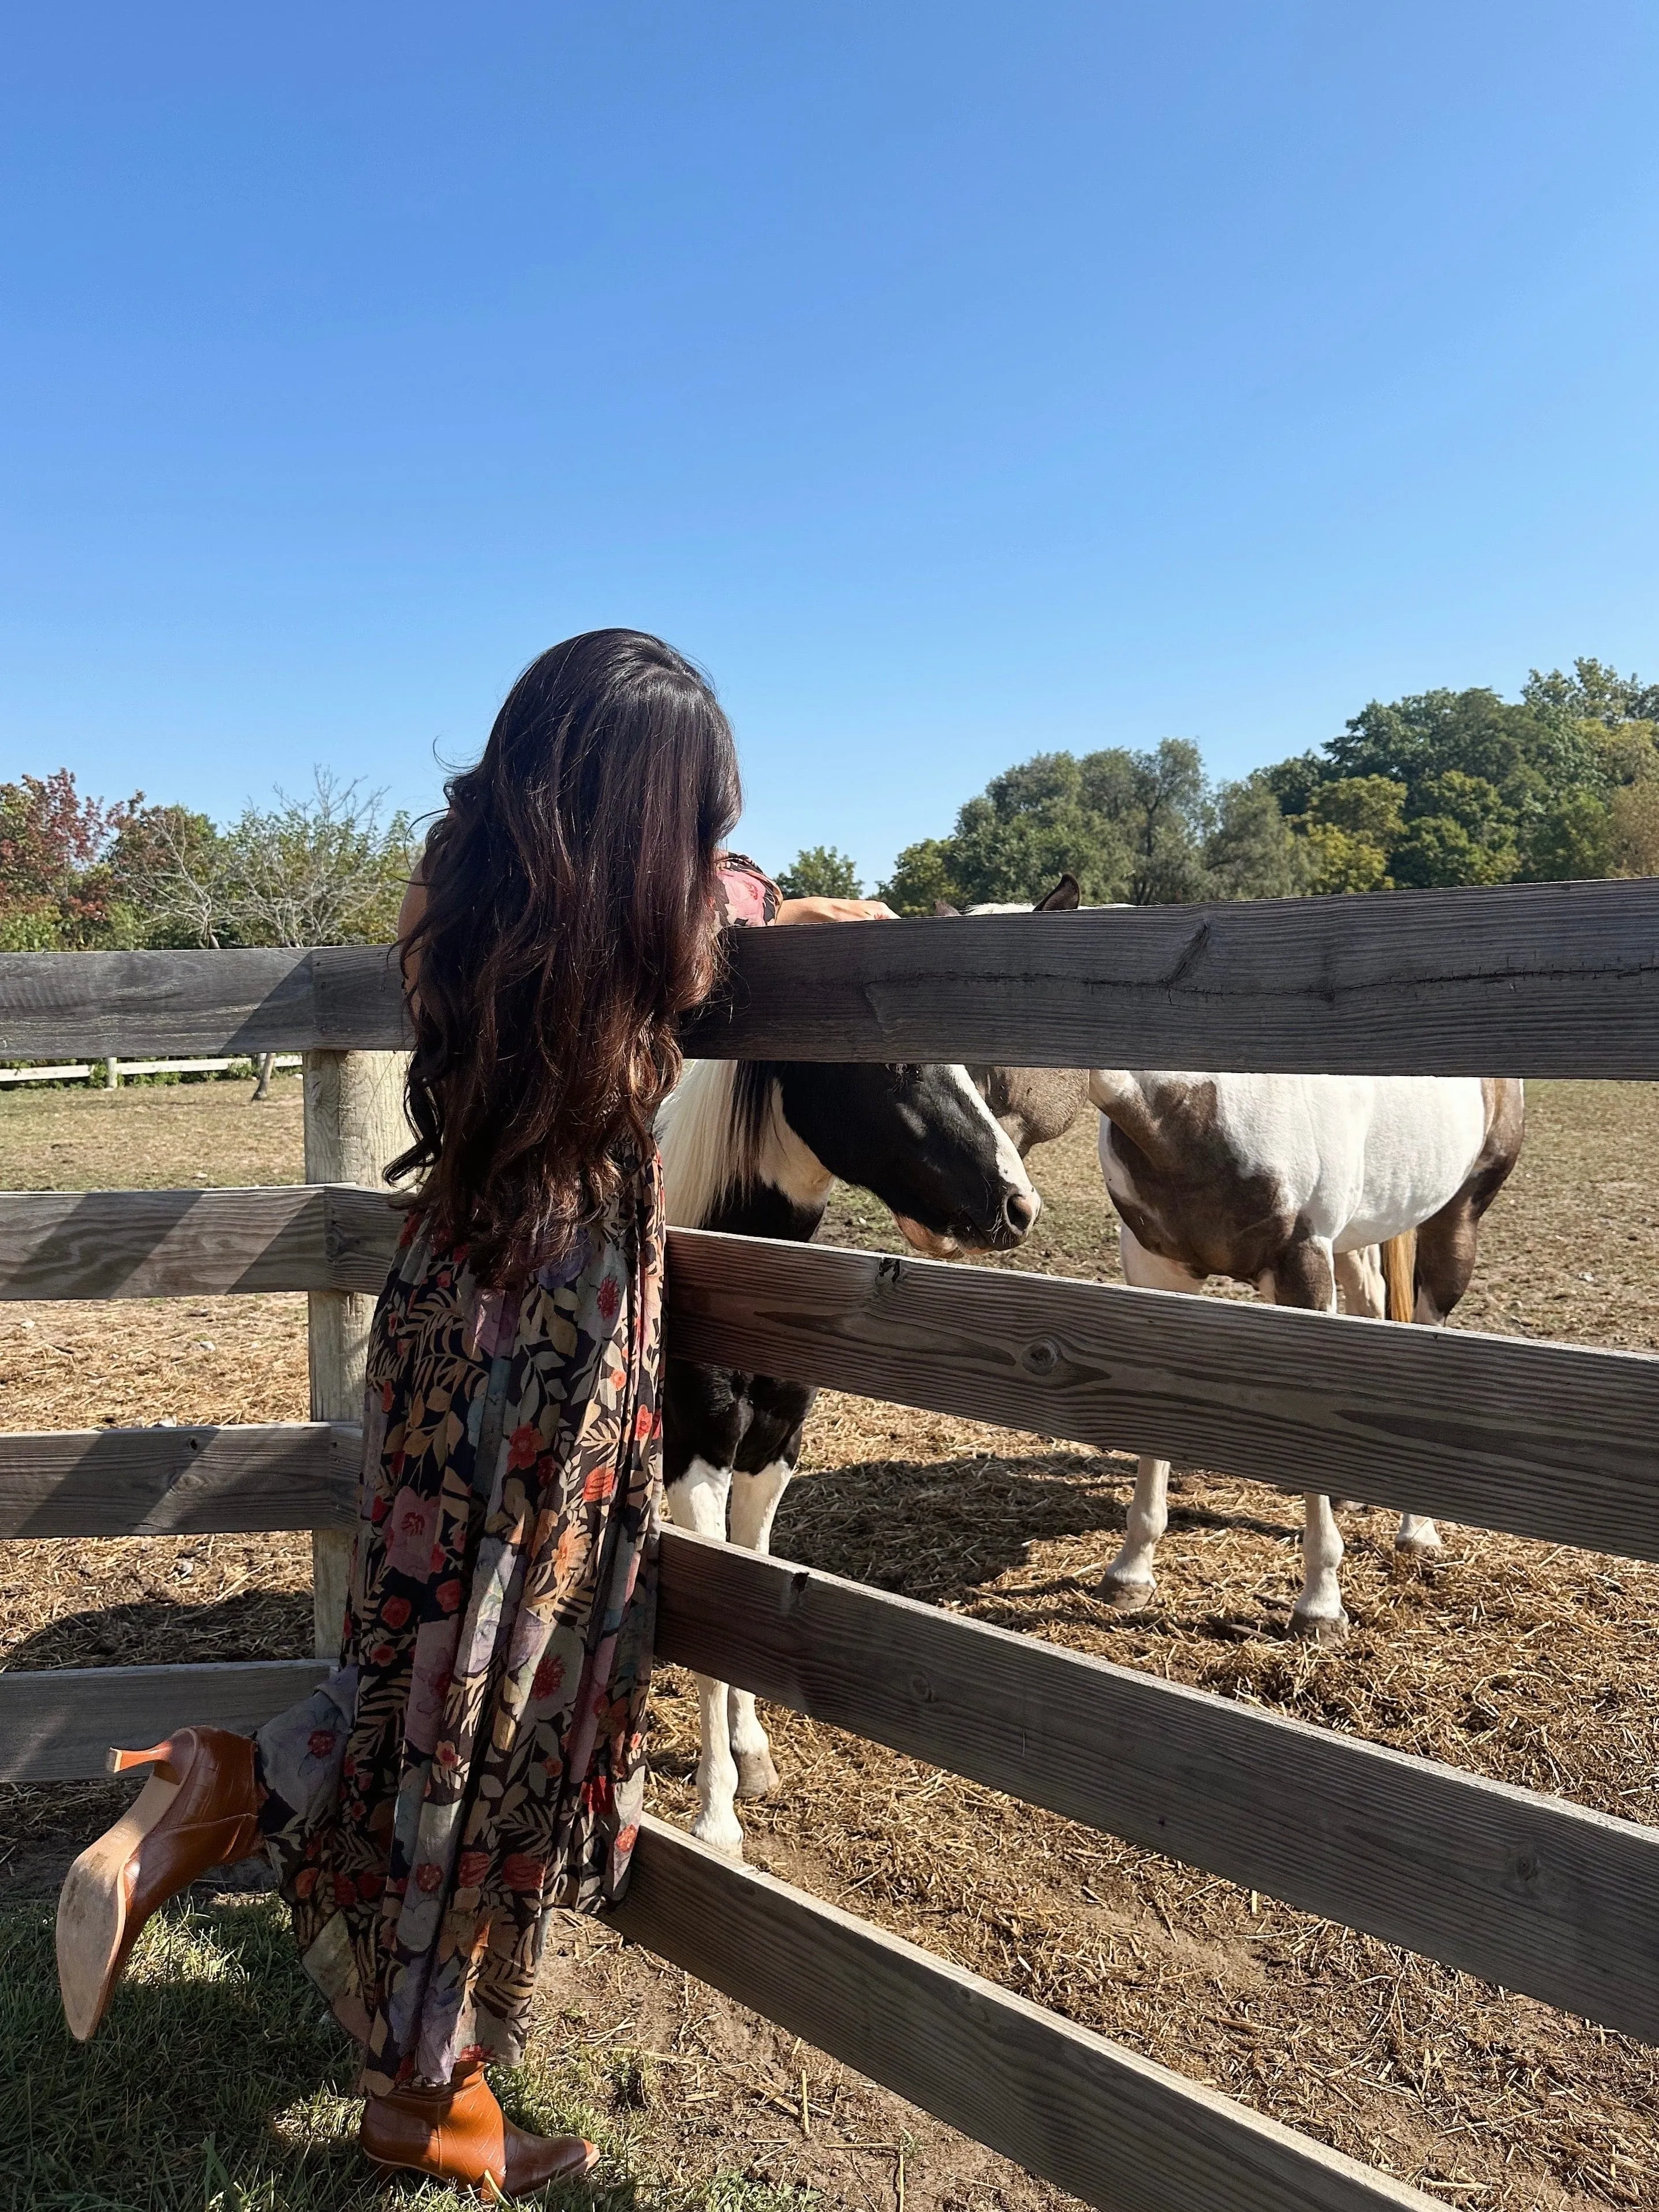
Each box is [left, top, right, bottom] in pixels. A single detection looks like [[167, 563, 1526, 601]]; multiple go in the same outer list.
[[1035, 874, 1081, 911], [933, 899, 963, 917]]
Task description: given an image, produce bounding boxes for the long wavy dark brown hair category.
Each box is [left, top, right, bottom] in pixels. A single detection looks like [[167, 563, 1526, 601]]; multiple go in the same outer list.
[[391, 629, 742, 1285]]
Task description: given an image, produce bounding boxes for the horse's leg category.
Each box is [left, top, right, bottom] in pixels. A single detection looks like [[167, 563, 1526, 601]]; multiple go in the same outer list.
[[726, 1459, 792, 1798], [1101, 1455, 1169, 1611], [1334, 1245, 1384, 1318], [1101, 1227, 1202, 1609], [1385, 1197, 1482, 1560], [1327, 1249, 1382, 1511], [1265, 1238, 1350, 1646], [662, 1456, 745, 1855]]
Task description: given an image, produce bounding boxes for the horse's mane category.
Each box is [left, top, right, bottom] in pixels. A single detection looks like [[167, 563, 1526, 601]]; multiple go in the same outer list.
[[656, 1059, 783, 1228]]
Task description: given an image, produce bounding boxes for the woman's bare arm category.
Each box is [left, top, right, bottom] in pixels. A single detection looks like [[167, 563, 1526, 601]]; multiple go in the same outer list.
[[396, 861, 428, 1004], [773, 896, 896, 924]]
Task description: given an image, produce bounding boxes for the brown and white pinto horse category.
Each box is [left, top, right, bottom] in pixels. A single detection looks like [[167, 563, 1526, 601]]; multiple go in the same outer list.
[[952, 881, 1526, 1642]]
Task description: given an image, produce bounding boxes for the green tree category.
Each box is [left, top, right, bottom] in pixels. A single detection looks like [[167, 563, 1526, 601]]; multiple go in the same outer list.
[[1201, 774, 1314, 900], [113, 773, 416, 948], [219, 772, 417, 946], [1389, 771, 1519, 889], [880, 740, 1302, 911], [1523, 656, 1659, 727], [1264, 666, 1658, 891], [1609, 781, 1659, 878], [879, 836, 962, 914], [776, 845, 862, 899], [109, 804, 229, 946], [1296, 778, 1406, 893], [1525, 789, 1614, 882]]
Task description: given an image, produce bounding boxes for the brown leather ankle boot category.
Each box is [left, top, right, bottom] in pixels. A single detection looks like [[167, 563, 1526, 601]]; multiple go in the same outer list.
[[56, 1727, 261, 2042], [361, 2064, 598, 2199]]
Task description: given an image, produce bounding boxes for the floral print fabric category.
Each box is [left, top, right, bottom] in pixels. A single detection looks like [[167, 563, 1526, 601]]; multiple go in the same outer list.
[[254, 854, 776, 2093]]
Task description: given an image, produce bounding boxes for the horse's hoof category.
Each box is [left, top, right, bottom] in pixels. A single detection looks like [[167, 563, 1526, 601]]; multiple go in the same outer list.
[[1288, 1608, 1350, 1648], [735, 1748, 780, 1800], [1100, 1575, 1156, 1612], [689, 1808, 746, 1859], [1394, 1529, 1443, 1559]]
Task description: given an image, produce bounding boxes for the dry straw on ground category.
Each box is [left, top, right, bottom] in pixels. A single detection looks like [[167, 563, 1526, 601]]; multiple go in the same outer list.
[[3, 1075, 1658, 2209]]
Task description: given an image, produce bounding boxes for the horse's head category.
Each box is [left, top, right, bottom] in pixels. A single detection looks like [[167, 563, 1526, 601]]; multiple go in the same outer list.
[[772, 1060, 1040, 1256], [931, 875, 1093, 1158]]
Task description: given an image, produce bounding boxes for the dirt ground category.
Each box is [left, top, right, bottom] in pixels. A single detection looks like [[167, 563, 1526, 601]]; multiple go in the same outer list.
[[3, 1074, 1659, 2209]]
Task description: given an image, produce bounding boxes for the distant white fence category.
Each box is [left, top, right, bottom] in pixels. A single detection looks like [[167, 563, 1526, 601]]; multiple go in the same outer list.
[[0, 1054, 301, 1088]]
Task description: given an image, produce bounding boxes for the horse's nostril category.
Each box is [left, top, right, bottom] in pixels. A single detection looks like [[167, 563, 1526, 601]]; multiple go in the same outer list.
[[1004, 1189, 1038, 1235]]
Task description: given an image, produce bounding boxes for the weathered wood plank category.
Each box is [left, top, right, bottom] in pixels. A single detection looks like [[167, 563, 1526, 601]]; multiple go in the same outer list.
[[0, 1186, 399, 1301], [3, 1200, 1657, 1566], [685, 876, 1659, 1072], [5, 878, 1659, 1070], [0, 1422, 360, 1538], [657, 1530, 1659, 2045], [615, 1815, 1433, 2212], [0, 949, 323, 1058], [664, 1230, 1659, 1565], [0, 1660, 330, 1782]]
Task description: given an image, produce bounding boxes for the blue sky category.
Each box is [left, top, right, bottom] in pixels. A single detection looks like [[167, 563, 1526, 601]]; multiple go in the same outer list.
[[2, 3, 1656, 886]]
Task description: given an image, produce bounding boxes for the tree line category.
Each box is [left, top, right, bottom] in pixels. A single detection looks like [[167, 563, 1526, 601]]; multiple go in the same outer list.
[[7, 656, 1656, 949], [0, 771, 416, 950], [779, 657, 1659, 910]]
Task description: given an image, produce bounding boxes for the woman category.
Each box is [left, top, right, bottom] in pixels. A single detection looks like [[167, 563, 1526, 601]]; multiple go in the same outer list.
[[55, 630, 891, 2198]]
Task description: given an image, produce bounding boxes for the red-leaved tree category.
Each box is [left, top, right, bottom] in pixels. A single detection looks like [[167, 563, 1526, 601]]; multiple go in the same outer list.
[[0, 770, 139, 944]]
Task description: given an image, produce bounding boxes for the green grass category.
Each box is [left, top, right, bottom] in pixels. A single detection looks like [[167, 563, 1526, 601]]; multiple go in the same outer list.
[[0, 1896, 815, 2212]]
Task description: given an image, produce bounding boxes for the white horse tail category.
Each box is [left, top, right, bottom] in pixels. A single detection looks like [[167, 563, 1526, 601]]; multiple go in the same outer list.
[[1383, 1230, 1417, 1322]]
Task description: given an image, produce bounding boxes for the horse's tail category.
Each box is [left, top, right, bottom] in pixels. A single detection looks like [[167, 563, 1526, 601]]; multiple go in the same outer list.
[[1382, 1230, 1417, 1322]]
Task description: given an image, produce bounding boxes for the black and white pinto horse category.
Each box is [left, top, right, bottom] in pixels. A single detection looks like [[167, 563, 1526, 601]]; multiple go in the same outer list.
[[657, 1056, 1039, 1853]]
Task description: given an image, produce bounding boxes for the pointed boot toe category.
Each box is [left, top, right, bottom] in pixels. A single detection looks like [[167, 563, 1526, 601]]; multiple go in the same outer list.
[[56, 1726, 260, 2042], [362, 2065, 597, 2199]]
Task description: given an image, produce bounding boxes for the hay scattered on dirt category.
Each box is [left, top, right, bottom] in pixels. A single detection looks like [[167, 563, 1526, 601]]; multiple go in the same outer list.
[[5, 1078, 1659, 2208]]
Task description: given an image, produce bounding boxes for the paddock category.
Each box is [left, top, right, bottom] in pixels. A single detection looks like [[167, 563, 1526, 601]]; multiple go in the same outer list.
[[2, 885, 1659, 2209]]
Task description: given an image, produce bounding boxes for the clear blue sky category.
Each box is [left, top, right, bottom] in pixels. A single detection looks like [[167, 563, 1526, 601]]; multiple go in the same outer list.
[[2, 3, 1656, 886]]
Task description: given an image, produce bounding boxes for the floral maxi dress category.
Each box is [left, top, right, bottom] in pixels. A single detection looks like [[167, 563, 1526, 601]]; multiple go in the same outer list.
[[253, 858, 778, 2095]]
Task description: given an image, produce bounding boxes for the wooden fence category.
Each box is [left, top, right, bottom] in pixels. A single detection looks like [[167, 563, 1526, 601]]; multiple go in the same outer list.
[[3, 880, 1659, 2212]]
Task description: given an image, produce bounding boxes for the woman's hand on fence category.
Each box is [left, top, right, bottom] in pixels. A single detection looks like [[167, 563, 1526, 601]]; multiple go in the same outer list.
[[774, 898, 898, 925]]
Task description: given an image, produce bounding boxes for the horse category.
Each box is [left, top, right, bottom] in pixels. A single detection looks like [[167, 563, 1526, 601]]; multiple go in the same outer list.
[[943, 881, 1526, 1642], [657, 1055, 1040, 1853]]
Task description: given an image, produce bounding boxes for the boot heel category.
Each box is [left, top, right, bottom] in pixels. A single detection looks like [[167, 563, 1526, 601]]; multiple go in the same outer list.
[[107, 1739, 182, 1780]]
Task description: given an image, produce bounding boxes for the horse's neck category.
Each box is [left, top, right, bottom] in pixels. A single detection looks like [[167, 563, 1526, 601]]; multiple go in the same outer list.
[[659, 1060, 834, 1234], [1088, 1071, 1209, 1168]]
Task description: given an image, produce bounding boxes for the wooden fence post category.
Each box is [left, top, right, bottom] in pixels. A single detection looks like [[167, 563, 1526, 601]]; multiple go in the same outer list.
[[302, 1050, 410, 1658]]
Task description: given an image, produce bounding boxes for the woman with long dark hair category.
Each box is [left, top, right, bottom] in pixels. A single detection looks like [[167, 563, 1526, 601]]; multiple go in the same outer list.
[[55, 630, 890, 2197]]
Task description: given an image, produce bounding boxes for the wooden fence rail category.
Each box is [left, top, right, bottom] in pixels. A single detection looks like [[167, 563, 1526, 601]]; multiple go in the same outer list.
[[6, 1528, 1657, 2045], [3, 1197, 1657, 1568], [6, 875, 1659, 1071], [652, 1531, 1659, 2045], [0, 1422, 357, 1538], [615, 1817, 1438, 2212], [0, 1185, 393, 1300]]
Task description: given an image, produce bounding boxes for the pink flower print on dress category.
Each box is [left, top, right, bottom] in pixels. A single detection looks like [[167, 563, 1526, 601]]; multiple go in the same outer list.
[[383, 1488, 439, 1581], [406, 1616, 459, 1753]]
